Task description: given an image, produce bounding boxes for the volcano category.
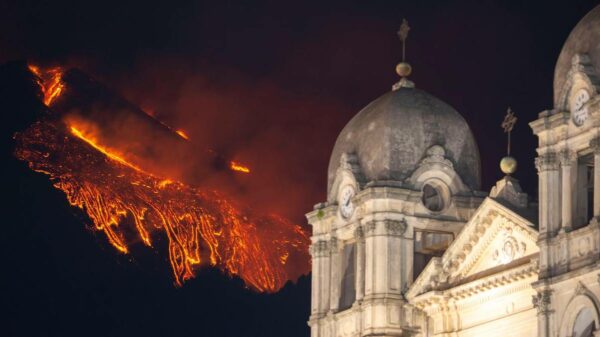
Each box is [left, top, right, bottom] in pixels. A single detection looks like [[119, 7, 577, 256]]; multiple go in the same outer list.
[[12, 63, 310, 292]]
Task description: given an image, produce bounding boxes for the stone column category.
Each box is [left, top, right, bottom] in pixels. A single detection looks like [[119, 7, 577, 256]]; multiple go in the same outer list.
[[591, 138, 600, 218], [536, 152, 559, 278], [535, 152, 560, 236], [309, 240, 330, 316], [354, 226, 365, 303], [559, 150, 575, 232], [328, 237, 340, 313], [532, 289, 553, 337], [385, 219, 407, 294], [363, 221, 376, 298]]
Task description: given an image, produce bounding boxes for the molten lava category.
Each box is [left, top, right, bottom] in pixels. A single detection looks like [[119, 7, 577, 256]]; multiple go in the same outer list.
[[69, 125, 145, 173], [230, 161, 251, 174], [175, 129, 189, 140], [14, 65, 310, 292], [28, 64, 64, 106]]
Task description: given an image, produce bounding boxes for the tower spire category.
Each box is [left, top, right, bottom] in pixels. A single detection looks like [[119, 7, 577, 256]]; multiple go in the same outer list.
[[500, 107, 518, 175], [393, 19, 415, 90]]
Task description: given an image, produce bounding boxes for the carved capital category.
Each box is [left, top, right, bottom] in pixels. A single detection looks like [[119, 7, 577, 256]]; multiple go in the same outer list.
[[535, 152, 559, 172], [354, 226, 365, 241], [329, 237, 340, 253], [558, 149, 576, 166], [363, 221, 377, 236], [590, 138, 600, 154], [384, 219, 407, 236], [309, 240, 330, 257], [532, 289, 553, 316]]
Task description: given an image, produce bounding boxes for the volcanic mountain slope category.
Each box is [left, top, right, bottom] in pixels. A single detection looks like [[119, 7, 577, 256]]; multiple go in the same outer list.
[[11, 62, 310, 292]]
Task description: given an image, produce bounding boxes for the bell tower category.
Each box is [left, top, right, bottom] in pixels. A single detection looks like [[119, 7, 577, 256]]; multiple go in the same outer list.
[[529, 5, 600, 336], [307, 20, 485, 337]]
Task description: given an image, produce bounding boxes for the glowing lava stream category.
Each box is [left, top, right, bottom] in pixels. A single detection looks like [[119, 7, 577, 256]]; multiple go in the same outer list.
[[15, 64, 310, 292], [175, 129, 189, 140], [28, 64, 64, 106], [230, 161, 251, 173], [69, 126, 146, 173]]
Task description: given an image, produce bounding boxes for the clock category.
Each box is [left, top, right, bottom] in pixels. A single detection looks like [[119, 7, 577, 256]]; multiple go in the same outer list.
[[339, 185, 355, 219], [571, 89, 590, 126]]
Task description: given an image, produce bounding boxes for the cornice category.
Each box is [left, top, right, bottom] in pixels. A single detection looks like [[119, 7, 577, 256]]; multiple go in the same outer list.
[[530, 110, 569, 135], [411, 262, 537, 310]]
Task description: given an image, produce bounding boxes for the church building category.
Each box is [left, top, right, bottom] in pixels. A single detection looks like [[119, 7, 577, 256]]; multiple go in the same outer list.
[[307, 5, 600, 337]]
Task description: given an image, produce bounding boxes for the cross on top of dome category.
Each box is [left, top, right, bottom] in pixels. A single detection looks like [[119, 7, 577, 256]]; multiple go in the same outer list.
[[393, 19, 415, 90]]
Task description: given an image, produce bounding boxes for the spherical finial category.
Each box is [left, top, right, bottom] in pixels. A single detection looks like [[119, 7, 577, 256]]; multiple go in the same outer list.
[[500, 156, 517, 175], [396, 62, 412, 77]]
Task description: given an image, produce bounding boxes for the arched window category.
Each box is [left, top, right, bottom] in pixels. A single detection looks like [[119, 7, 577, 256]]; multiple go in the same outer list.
[[560, 294, 600, 337], [573, 308, 595, 337]]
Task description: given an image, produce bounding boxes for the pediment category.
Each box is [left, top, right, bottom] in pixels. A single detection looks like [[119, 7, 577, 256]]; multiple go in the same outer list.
[[407, 197, 538, 300], [464, 220, 537, 277]]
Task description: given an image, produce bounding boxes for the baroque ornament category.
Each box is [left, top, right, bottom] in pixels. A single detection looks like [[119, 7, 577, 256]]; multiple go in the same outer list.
[[363, 221, 377, 235], [590, 137, 600, 154], [385, 219, 407, 236], [310, 240, 330, 257], [535, 152, 559, 172], [493, 234, 527, 265], [419, 145, 453, 168], [558, 149, 576, 166], [532, 290, 552, 315]]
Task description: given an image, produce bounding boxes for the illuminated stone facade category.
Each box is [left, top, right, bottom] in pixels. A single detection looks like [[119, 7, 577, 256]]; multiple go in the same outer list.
[[307, 5, 600, 337]]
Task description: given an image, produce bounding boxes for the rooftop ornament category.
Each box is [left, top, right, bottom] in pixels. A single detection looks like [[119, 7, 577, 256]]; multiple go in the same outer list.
[[393, 19, 415, 90], [500, 107, 518, 175]]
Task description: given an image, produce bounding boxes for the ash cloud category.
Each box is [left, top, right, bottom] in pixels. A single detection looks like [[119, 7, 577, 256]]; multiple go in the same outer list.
[[105, 59, 352, 224]]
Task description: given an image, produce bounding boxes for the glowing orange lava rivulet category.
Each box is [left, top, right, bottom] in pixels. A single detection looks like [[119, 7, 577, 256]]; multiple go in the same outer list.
[[14, 65, 310, 292], [28, 64, 64, 106], [229, 161, 251, 173]]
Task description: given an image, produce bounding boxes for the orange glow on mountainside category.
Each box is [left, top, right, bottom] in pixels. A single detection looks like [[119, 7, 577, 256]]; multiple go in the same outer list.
[[14, 65, 310, 292], [28, 64, 65, 106]]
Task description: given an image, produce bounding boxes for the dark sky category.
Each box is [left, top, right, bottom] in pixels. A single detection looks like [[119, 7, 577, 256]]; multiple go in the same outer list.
[[1, 1, 599, 336]]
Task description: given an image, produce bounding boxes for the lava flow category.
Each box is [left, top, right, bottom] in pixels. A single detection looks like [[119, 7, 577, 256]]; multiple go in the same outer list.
[[230, 161, 251, 173], [14, 65, 310, 292], [28, 64, 64, 106]]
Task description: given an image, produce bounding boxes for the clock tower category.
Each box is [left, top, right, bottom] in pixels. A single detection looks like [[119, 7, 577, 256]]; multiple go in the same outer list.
[[306, 22, 485, 337], [529, 6, 600, 335]]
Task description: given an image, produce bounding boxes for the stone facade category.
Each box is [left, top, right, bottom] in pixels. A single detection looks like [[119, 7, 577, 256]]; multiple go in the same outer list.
[[307, 5, 600, 337]]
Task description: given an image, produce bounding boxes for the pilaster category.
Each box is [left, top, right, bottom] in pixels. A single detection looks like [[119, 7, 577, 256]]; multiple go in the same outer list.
[[591, 137, 600, 218], [559, 150, 576, 232], [532, 289, 553, 337], [329, 237, 341, 313], [354, 226, 365, 303], [536, 152, 560, 237], [309, 240, 331, 316]]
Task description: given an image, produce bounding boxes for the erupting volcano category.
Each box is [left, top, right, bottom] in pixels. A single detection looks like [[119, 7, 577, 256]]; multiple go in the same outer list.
[[13, 64, 310, 292]]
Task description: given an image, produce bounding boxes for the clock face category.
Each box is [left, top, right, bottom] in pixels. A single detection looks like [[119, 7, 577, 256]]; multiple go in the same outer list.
[[571, 89, 590, 126], [339, 185, 355, 219]]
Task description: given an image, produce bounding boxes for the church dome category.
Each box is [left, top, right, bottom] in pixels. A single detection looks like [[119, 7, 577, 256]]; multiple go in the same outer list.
[[554, 5, 600, 107], [327, 86, 481, 197]]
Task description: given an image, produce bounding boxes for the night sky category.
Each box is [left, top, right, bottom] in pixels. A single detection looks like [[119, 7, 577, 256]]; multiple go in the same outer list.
[[1, 1, 598, 336]]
